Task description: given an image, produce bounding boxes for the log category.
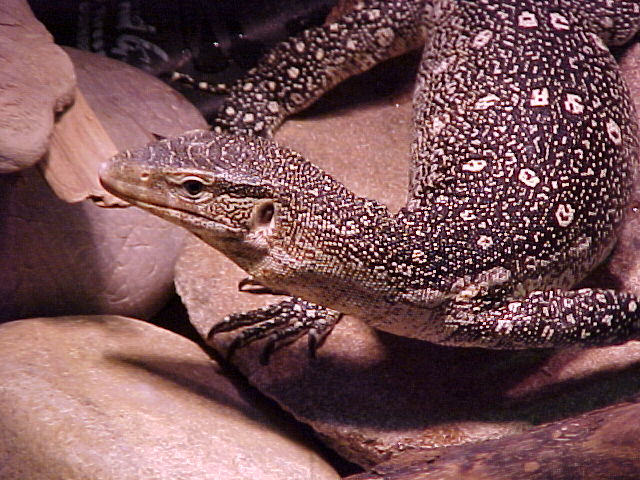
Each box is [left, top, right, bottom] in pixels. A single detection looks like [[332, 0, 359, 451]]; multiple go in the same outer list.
[[42, 88, 125, 206], [348, 397, 640, 480]]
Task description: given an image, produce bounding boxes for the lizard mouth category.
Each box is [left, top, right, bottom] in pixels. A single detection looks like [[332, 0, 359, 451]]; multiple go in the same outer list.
[[99, 162, 242, 237]]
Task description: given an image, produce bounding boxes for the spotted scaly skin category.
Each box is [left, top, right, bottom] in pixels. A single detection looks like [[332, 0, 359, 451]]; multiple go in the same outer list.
[[101, 0, 640, 359], [213, 1, 428, 137]]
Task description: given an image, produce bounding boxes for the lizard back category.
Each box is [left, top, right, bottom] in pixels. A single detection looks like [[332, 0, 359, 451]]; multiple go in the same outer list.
[[405, 0, 639, 296]]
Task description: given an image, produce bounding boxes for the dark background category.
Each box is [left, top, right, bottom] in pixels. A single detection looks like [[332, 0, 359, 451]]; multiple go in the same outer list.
[[29, 0, 337, 121]]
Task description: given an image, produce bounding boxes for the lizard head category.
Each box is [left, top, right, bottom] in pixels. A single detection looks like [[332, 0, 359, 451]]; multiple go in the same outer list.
[[99, 130, 294, 270], [100, 130, 370, 276]]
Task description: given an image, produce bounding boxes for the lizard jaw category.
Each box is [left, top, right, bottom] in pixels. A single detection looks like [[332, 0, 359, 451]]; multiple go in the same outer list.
[[98, 158, 243, 239]]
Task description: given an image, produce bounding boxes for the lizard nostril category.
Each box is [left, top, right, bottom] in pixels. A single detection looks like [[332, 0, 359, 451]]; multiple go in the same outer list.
[[256, 201, 275, 226], [140, 171, 150, 181]]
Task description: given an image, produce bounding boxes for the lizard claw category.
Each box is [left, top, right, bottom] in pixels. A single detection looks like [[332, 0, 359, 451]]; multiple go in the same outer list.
[[307, 314, 340, 358], [237, 277, 288, 295], [207, 298, 343, 364]]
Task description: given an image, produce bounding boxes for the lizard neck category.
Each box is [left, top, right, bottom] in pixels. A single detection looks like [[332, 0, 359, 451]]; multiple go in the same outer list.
[[246, 163, 429, 319]]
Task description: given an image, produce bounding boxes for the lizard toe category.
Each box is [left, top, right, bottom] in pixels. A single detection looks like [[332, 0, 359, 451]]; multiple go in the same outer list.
[[207, 297, 343, 363]]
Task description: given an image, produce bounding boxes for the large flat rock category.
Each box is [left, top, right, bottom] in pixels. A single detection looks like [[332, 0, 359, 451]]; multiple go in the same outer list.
[[0, 316, 339, 480], [176, 41, 640, 468]]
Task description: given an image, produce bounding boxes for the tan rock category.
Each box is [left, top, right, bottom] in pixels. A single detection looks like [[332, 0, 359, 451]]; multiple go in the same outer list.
[[176, 44, 640, 467], [0, 167, 184, 321], [0, 0, 75, 173], [43, 88, 126, 206], [64, 47, 207, 153], [0, 316, 340, 480], [0, 49, 208, 322]]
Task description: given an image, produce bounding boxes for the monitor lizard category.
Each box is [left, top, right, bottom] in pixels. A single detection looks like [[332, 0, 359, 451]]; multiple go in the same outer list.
[[100, 0, 640, 363]]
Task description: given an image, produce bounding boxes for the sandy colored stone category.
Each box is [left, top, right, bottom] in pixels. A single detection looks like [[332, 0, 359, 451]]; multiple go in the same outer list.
[[0, 49, 210, 322], [0, 316, 340, 480], [0, 0, 75, 173], [176, 44, 640, 467], [0, 167, 184, 322]]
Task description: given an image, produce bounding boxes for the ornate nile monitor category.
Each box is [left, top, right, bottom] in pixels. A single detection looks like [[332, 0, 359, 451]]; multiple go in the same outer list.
[[100, 0, 640, 363]]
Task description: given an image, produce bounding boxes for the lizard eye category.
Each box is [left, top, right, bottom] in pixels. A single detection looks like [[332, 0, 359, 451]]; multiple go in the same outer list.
[[181, 178, 205, 197]]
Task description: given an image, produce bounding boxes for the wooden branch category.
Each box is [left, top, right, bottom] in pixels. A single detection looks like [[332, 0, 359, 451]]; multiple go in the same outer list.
[[348, 397, 640, 480], [40, 88, 127, 206]]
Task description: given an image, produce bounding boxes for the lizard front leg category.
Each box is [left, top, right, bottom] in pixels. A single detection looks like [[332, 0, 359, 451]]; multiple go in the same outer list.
[[208, 298, 343, 364], [440, 289, 640, 349]]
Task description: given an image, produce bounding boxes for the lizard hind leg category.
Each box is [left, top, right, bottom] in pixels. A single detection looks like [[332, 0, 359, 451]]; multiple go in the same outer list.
[[207, 297, 343, 364], [441, 289, 640, 349]]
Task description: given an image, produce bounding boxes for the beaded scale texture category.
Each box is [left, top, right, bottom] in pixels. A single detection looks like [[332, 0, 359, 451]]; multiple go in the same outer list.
[[101, 0, 640, 359]]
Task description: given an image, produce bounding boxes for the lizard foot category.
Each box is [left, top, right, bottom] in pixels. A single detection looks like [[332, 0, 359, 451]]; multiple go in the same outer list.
[[207, 298, 343, 364]]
